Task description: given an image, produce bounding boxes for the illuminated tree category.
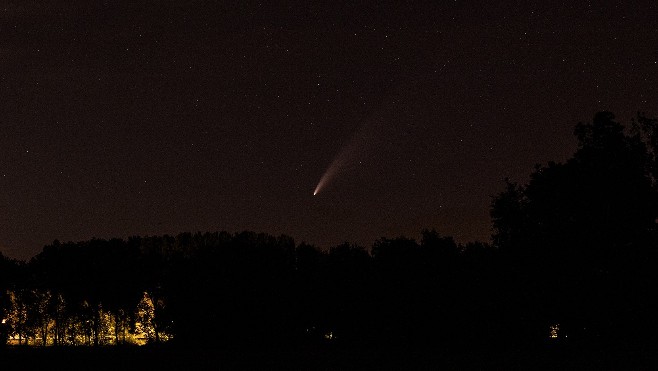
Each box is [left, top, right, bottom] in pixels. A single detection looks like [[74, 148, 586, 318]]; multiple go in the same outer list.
[[0, 291, 10, 347], [31, 290, 52, 346], [47, 293, 65, 345], [7, 290, 31, 345], [135, 291, 156, 343]]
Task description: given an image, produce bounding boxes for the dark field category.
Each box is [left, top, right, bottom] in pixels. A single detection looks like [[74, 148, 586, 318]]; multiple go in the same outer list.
[[2, 343, 658, 370]]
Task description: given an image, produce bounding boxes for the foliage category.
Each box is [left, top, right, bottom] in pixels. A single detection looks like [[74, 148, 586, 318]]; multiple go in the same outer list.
[[491, 112, 658, 343], [1, 112, 657, 349]]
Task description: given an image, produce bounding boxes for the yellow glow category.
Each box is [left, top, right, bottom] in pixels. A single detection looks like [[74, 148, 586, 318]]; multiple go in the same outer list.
[[2, 289, 172, 347], [549, 324, 559, 339]]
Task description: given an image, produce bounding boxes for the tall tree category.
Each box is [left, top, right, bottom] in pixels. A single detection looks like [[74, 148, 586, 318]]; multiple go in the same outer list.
[[491, 112, 658, 344]]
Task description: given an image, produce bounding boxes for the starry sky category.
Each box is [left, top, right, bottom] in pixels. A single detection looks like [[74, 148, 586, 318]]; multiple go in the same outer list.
[[2, 1, 658, 259]]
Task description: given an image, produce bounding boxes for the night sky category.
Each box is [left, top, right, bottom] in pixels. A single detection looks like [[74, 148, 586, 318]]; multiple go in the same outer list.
[[2, 1, 658, 260]]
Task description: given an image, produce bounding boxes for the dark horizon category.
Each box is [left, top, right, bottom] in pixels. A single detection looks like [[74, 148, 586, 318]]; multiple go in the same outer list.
[[3, 110, 658, 367]]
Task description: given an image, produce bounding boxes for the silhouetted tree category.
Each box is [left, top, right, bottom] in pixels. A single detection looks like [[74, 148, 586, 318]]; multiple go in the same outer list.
[[0, 252, 20, 346], [491, 112, 658, 345]]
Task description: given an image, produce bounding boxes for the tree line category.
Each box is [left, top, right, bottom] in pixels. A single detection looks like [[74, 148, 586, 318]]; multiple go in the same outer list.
[[1, 111, 658, 349], [0, 231, 496, 348]]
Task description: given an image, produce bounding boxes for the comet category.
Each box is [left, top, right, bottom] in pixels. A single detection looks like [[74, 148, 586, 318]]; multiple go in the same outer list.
[[312, 157, 340, 196], [312, 77, 402, 196], [313, 121, 378, 196], [313, 158, 341, 196]]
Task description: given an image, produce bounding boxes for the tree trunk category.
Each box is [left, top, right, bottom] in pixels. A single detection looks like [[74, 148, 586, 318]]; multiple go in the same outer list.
[[114, 312, 119, 344], [93, 322, 99, 346], [93, 308, 100, 346], [54, 317, 58, 346]]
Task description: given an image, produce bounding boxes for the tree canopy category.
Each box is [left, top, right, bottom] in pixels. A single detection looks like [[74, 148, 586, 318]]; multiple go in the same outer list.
[[491, 112, 658, 343], [2, 111, 658, 350]]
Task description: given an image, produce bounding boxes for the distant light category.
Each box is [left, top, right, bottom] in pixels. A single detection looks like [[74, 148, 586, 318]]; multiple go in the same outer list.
[[549, 324, 559, 339], [1, 318, 5, 324]]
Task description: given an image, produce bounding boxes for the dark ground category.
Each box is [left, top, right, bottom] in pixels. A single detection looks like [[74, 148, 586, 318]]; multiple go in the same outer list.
[[2, 343, 658, 370]]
